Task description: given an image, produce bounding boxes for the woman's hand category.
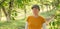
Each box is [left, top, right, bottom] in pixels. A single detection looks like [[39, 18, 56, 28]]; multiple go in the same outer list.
[[46, 14, 55, 24]]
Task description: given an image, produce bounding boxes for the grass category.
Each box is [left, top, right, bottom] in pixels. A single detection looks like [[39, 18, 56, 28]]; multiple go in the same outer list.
[[0, 19, 25, 29]]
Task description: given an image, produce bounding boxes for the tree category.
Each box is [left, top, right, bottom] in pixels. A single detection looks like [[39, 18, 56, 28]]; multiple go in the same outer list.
[[16, 0, 31, 18], [8, 0, 14, 20], [0, 6, 1, 21], [0, 0, 14, 21], [0, 0, 9, 21]]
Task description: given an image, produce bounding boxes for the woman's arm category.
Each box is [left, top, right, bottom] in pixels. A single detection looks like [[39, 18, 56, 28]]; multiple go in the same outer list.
[[42, 23, 47, 29], [25, 22, 28, 29], [42, 15, 55, 29], [46, 15, 55, 24]]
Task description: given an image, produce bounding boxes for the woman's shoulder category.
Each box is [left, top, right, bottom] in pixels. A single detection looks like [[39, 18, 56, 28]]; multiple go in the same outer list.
[[28, 16, 33, 18], [39, 16, 45, 19]]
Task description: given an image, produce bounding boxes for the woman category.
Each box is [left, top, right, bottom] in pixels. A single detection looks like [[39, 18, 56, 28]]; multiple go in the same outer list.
[[25, 5, 55, 29]]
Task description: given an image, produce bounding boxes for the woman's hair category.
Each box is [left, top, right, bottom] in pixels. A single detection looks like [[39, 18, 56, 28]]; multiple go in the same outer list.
[[31, 5, 40, 11]]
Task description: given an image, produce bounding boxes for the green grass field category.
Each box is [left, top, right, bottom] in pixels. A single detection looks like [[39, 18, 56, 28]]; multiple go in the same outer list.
[[0, 19, 25, 29]]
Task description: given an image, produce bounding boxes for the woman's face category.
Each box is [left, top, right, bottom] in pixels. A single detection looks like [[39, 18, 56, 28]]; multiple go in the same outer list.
[[32, 8, 39, 15]]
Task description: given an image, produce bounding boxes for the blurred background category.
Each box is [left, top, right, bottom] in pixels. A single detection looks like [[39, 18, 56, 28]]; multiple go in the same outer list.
[[0, 0, 60, 29]]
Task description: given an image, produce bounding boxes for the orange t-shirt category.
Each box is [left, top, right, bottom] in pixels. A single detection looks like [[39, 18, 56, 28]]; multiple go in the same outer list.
[[27, 16, 45, 29]]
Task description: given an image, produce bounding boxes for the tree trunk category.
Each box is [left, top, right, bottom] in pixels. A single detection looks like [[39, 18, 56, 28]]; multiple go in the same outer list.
[[2, 6, 10, 21], [0, 0, 11, 21], [0, 8, 2, 21], [40, 0, 44, 12], [45, 4, 49, 12], [46, 5, 49, 12], [9, 0, 14, 20], [24, 5, 26, 18]]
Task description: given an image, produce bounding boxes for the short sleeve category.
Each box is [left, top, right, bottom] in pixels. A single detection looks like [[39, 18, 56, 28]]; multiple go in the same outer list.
[[41, 17, 46, 24], [27, 16, 30, 22], [42, 18, 45, 23]]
